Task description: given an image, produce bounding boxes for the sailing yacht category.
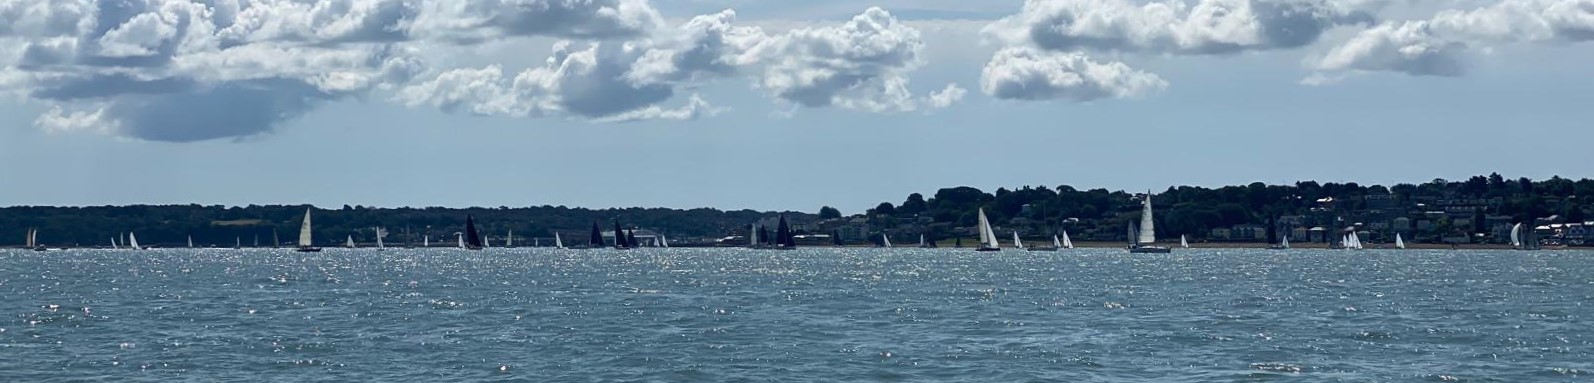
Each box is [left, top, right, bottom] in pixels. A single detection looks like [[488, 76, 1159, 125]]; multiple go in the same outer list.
[[774, 215, 797, 250], [505, 230, 514, 248], [375, 227, 386, 251], [1394, 233, 1406, 249], [26, 228, 46, 251], [612, 221, 632, 250], [1270, 234, 1290, 250], [660, 234, 669, 248], [1061, 231, 1074, 249], [128, 232, 143, 250], [463, 215, 483, 250], [296, 208, 321, 252], [423, 235, 430, 248], [555, 232, 566, 249], [975, 208, 1000, 251], [1012, 232, 1026, 250], [1129, 193, 1172, 253], [187, 236, 194, 248], [345, 235, 356, 249], [1026, 233, 1059, 252], [235, 237, 241, 249], [1180, 235, 1189, 249], [881, 234, 893, 248]]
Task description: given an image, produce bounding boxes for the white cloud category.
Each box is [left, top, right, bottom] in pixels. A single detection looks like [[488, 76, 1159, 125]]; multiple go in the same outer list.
[[1313, 0, 1594, 77], [981, 47, 1167, 102], [984, 0, 1372, 55], [401, 6, 942, 121], [926, 82, 967, 108]]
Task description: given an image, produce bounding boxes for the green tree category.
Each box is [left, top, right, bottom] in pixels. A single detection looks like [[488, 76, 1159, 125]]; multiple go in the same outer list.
[[818, 206, 842, 219]]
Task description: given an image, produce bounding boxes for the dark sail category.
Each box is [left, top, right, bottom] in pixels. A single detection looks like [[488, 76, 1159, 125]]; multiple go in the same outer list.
[[589, 222, 603, 246], [465, 215, 483, 249], [626, 229, 637, 248], [757, 225, 770, 246], [832, 230, 844, 246], [613, 221, 627, 248], [776, 215, 794, 247]]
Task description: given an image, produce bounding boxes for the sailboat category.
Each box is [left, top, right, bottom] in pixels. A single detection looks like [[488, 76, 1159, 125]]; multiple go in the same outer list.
[[1270, 234, 1290, 250], [26, 228, 46, 251], [554, 232, 566, 249], [375, 227, 386, 251], [483, 234, 492, 248], [1394, 233, 1406, 249], [918, 234, 933, 248], [456, 233, 465, 248], [1027, 232, 1059, 252], [423, 235, 430, 248], [505, 230, 513, 248], [128, 232, 143, 250], [345, 235, 356, 249], [585, 222, 603, 249], [660, 234, 669, 248], [1012, 231, 1026, 250], [1180, 235, 1189, 249], [881, 234, 893, 248], [111, 236, 119, 249], [1061, 231, 1074, 249], [1510, 223, 1523, 249], [747, 224, 761, 249], [296, 208, 321, 252], [975, 208, 1000, 252], [612, 221, 631, 250], [235, 237, 241, 249], [774, 214, 796, 250], [463, 215, 483, 250], [1129, 192, 1171, 253], [187, 235, 194, 248]]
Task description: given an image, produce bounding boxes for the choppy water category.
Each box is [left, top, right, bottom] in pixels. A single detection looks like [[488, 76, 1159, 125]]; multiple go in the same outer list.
[[2, 248, 1591, 382]]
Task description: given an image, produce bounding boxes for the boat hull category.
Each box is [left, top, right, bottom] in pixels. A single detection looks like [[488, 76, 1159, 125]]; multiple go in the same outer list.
[[975, 247, 1001, 252], [1025, 247, 1059, 252], [296, 247, 322, 252], [1128, 246, 1171, 254]]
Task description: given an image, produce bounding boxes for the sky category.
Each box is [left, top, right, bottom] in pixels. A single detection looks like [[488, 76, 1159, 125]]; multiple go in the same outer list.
[[1, 0, 1591, 214]]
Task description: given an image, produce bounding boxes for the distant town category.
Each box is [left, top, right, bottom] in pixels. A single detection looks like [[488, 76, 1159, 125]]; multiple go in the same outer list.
[[5, 173, 1591, 248]]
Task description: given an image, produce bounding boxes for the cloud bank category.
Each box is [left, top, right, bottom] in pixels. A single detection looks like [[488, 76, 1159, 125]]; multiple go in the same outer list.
[[2, 1, 958, 140], [1313, 0, 1594, 77]]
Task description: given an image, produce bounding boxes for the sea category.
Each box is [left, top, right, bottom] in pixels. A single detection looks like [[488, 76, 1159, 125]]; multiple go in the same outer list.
[[1, 248, 1590, 382]]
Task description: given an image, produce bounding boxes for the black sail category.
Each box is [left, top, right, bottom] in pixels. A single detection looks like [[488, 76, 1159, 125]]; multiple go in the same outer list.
[[776, 215, 794, 247], [613, 221, 627, 248], [465, 215, 483, 248], [589, 222, 603, 246]]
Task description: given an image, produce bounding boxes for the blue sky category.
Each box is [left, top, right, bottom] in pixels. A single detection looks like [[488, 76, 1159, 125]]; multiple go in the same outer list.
[[1, 0, 1591, 214]]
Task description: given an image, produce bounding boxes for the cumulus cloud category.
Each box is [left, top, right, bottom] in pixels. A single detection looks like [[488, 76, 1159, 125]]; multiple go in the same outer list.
[[0, 0, 683, 142], [926, 83, 968, 109], [981, 47, 1167, 102], [401, 7, 940, 121], [1313, 0, 1594, 77], [985, 0, 1372, 55]]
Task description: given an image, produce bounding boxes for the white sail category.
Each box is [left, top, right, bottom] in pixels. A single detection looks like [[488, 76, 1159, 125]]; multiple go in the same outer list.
[[1395, 233, 1405, 249], [345, 235, 355, 248], [882, 234, 892, 248], [423, 235, 430, 247], [187, 235, 194, 248], [456, 233, 465, 248], [1061, 231, 1074, 249], [236, 237, 241, 249], [1281, 234, 1290, 249], [505, 231, 513, 247], [484, 234, 491, 248], [749, 224, 758, 246], [1053, 235, 1063, 248], [1012, 231, 1024, 249], [919, 234, 926, 247], [129, 232, 140, 250], [375, 227, 385, 249], [555, 232, 565, 249], [1138, 194, 1157, 244], [1510, 223, 1522, 247], [112, 236, 119, 249], [977, 208, 999, 248], [298, 208, 314, 247], [25, 228, 34, 248], [660, 235, 669, 248], [1180, 235, 1189, 248]]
